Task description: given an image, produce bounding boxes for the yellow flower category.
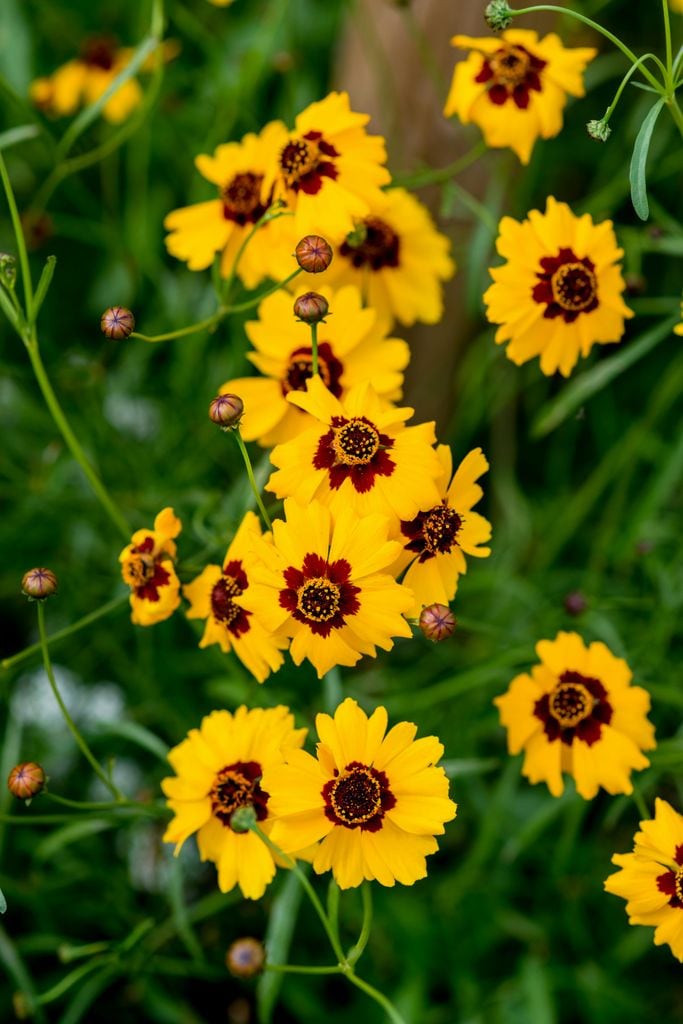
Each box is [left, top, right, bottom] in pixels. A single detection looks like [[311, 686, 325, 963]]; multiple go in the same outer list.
[[670, 0, 683, 12], [444, 30, 596, 164], [266, 376, 442, 523], [605, 799, 683, 962], [263, 697, 456, 889], [119, 508, 182, 626], [674, 303, 683, 336], [30, 36, 170, 124], [162, 706, 307, 899], [494, 631, 656, 799], [263, 92, 391, 240], [394, 446, 491, 618], [484, 196, 633, 376], [164, 121, 294, 289], [221, 284, 410, 447], [240, 499, 414, 678], [183, 512, 287, 683], [298, 188, 455, 329]]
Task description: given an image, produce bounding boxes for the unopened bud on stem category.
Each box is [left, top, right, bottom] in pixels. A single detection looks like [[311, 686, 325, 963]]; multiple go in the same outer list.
[[100, 306, 135, 339], [230, 805, 257, 833], [419, 603, 456, 642], [210, 393, 244, 429], [8, 762, 46, 800], [295, 235, 333, 274], [226, 937, 265, 978], [21, 568, 58, 600], [586, 119, 611, 142], [294, 292, 329, 325], [484, 0, 514, 30]]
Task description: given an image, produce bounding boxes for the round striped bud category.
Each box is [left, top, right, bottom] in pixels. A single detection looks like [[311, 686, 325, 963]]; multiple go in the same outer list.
[[226, 937, 265, 978], [8, 762, 46, 800], [419, 603, 456, 642], [100, 306, 135, 339], [21, 567, 58, 600], [295, 235, 333, 274], [209, 393, 244, 429], [293, 292, 329, 325]]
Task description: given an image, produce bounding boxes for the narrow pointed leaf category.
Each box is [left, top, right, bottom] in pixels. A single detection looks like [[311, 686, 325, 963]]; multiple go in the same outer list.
[[629, 98, 665, 220]]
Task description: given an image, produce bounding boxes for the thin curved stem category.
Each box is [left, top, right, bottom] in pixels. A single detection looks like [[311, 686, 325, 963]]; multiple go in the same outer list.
[[346, 882, 373, 967], [602, 54, 668, 124], [42, 792, 160, 814], [37, 602, 123, 801], [0, 150, 34, 318], [222, 205, 292, 302], [343, 970, 407, 1024], [512, 6, 663, 91], [232, 430, 273, 530], [662, 0, 673, 81], [265, 963, 342, 975]]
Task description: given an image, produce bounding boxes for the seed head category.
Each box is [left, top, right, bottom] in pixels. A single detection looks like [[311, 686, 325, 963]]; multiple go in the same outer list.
[[563, 591, 587, 617], [419, 603, 456, 642], [100, 306, 135, 340], [586, 119, 611, 143], [21, 567, 58, 600], [294, 292, 329, 325], [209, 393, 244, 429], [226, 937, 265, 978], [7, 762, 46, 801], [295, 235, 333, 274], [484, 0, 514, 30]]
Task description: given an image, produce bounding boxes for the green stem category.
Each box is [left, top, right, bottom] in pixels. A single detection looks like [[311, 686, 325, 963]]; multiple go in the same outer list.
[[222, 205, 292, 302], [37, 602, 123, 800], [265, 963, 342, 975], [232, 429, 272, 530], [668, 95, 683, 138], [346, 883, 372, 967], [42, 792, 156, 813], [25, 341, 130, 538], [0, 150, 34, 318], [632, 788, 650, 820], [391, 141, 487, 190], [602, 54, 666, 124], [1, 594, 128, 671], [512, 6, 663, 91], [310, 321, 319, 376], [343, 970, 407, 1024], [663, 0, 673, 80]]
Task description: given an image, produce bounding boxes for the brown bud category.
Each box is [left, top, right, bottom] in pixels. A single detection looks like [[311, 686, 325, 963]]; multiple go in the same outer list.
[[295, 235, 333, 274], [8, 762, 46, 800], [100, 306, 135, 339], [226, 937, 265, 978], [21, 567, 58, 600], [210, 393, 244, 429], [419, 603, 456, 642], [293, 292, 329, 325], [563, 591, 587, 617]]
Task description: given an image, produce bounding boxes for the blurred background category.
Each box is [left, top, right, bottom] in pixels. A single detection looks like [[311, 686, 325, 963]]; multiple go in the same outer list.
[[1, 0, 682, 1021]]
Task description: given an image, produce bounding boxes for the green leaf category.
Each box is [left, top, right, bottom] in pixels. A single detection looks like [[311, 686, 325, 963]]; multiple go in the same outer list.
[[95, 720, 169, 762], [31, 255, 56, 322], [629, 98, 666, 220], [531, 316, 676, 438], [0, 887, 6, 914], [35, 818, 113, 862], [257, 870, 305, 1024], [0, 124, 40, 151]]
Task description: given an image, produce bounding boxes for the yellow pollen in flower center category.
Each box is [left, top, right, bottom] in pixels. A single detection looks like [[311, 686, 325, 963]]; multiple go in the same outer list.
[[211, 769, 253, 816], [422, 504, 462, 554], [297, 577, 341, 622], [330, 767, 382, 824], [280, 138, 320, 186], [549, 682, 593, 727], [332, 419, 380, 466], [122, 553, 155, 587], [675, 870, 683, 902], [551, 262, 597, 312], [490, 46, 531, 87]]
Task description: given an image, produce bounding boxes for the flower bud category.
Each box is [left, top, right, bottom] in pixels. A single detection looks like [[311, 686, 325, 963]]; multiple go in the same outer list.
[[295, 235, 333, 274], [586, 119, 611, 143], [7, 762, 46, 800], [0, 252, 17, 291], [229, 805, 257, 833], [210, 393, 244, 429], [100, 306, 135, 340], [563, 591, 587, 617], [226, 937, 265, 978], [484, 0, 514, 30], [419, 604, 456, 642], [21, 567, 58, 600], [294, 292, 329, 325]]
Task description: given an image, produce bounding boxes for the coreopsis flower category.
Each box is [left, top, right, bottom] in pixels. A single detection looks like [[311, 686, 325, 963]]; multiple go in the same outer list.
[[395, 445, 491, 617], [183, 512, 287, 683], [266, 376, 442, 523], [263, 697, 456, 889], [605, 799, 683, 962], [162, 706, 307, 899], [670, 0, 683, 12], [119, 507, 182, 626], [484, 197, 633, 376], [444, 31, 596, 164], [305, 188, 455, 329], [494, 631, 656, 799], [221, 285, 410, 447], [240, 500, 413, 678], [30, 36, 170, 124], [164, 122, 293, 289], [263, 92, 391, 240]]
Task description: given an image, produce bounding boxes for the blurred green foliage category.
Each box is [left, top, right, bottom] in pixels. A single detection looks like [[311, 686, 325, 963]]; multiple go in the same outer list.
[[1, 0, 682, 1021]]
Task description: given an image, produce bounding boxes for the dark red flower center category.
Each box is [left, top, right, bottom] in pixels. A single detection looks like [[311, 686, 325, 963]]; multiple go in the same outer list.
[[322, 761, 396, 831], [401, 502, 462, 562], [534, 669, 613, 746], [279, 130, 339, 196], [279, 552, 360, 637], [221, 172, 268, 226], [210, 559, 251, 637], [656, 846, 683, 909], [122, 535, 171, 604], [282, 341, 343, 399], [339, 217, 400, 271], [532, 247, 599, 324], [210, 760, 268, 830], [313, 415, 395, 494], [476, 43, 546, 110], [80, 36, 117, 70]]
